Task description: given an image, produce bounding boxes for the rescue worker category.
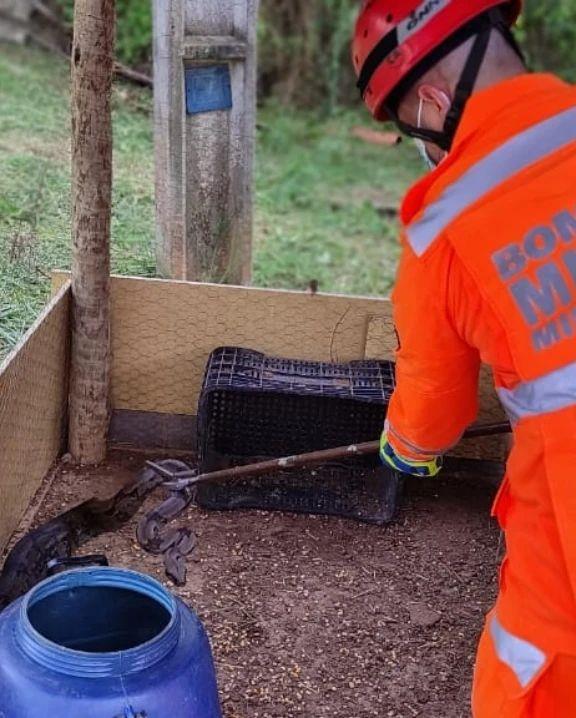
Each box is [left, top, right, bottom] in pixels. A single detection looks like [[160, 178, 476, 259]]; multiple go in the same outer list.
[[352, 1, 576, 715]]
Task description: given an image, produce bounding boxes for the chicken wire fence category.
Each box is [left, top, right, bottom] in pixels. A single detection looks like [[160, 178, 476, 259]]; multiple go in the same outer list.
[[0, 282, 70, 551], [0, 273, 509, 551]]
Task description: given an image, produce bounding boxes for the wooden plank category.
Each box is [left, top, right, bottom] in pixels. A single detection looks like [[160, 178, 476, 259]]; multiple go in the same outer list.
[[365, 315, 398, 361], [182, 35, 247, 61], [0, 283, 70, 551], [53, 273, 507, 461], [53, 272, 392, 413], [184, 0, 236, 35]]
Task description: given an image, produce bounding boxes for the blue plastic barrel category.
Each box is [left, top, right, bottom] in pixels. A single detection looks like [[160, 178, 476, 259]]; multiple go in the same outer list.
[[0, 567, 222, 717]]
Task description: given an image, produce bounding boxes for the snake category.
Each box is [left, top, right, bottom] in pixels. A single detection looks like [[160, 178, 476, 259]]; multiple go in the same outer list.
[[0, 460, 195, 610]]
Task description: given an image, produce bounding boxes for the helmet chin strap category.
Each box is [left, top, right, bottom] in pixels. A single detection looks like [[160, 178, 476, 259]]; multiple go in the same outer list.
[[385, 8, 525, 152], [393, 26, 492, 152]]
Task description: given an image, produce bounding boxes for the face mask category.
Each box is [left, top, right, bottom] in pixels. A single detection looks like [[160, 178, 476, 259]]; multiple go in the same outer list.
[[413, 98, 437, 171], [414, 138, 437, 171]]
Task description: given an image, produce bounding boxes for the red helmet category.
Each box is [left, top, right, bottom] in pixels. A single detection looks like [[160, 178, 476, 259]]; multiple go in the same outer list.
[[353, 0, 522, 121]]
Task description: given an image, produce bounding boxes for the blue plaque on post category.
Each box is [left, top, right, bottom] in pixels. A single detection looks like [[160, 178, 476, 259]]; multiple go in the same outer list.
[[185, 65, 233, 115]]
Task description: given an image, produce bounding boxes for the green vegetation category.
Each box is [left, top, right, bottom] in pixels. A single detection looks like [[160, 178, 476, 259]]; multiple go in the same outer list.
[[5, 0, 576, 355], [0, 44, 420, 358], [0, 46, 155, 356], [55, 1, 576, 102], [258, 0, 358, 113], [255, 104, 419, 294], [518, 1, 576, 82], [5, 0, 575, 357], [57, 0, 153, 67]]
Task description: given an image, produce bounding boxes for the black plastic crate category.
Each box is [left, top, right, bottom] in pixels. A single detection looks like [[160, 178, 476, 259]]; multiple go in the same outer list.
[[197, 347, 395, 458], [195, 347, 400, 524], [196, 459, 402, 526]]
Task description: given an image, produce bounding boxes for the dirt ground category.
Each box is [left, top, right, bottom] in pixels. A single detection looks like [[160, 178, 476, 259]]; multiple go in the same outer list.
[[27, 450, 501, 718]]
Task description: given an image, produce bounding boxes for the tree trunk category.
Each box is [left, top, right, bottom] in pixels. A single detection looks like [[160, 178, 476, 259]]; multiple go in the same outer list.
[[69, 0, 115, 464]]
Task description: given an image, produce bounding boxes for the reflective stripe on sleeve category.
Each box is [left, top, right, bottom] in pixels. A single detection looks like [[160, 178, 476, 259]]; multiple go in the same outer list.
[[406, 107, 576, 257], [489, 614, 547, 688], [386, 420, 456, 458], [498, 361, 576, 422]]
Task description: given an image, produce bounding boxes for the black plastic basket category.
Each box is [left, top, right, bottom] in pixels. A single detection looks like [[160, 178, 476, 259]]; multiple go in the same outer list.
[[196, 461, 402, 525], [197, 347, 395, 457], [195, 347, 401, 525]]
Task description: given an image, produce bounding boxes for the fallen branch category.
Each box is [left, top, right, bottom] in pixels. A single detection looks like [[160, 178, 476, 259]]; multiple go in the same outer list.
[[114, 61, 153, 88], [32, 0, 63, 27], [352, 126, 402, 147], [28, 3, 154, 89]]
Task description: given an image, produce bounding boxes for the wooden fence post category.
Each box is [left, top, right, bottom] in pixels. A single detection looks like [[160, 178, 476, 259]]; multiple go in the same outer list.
[[68, 0, 114, 464], [153, 0, 258, 284]]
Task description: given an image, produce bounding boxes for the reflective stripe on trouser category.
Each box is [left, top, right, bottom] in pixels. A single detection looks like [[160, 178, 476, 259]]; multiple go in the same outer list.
[[472, 618, 576, 718], [406, 107, 576, 256], [497, 360, 576, 422], [489, 614, 547, 689]]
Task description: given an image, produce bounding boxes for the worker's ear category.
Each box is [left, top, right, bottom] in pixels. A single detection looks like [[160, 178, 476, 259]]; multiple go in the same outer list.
[[417, 85, 452, 129]]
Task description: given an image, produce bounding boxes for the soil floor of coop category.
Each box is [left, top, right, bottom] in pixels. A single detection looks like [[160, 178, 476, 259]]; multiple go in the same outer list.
[[20, 449, 502, 718]]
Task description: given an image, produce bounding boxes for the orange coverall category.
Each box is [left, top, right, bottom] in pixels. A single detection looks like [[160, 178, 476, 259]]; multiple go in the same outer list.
[[385, 73, 576, 716]]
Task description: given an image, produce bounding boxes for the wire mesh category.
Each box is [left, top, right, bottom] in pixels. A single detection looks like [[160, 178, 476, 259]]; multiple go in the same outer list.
[[0, 282, 70, 551]]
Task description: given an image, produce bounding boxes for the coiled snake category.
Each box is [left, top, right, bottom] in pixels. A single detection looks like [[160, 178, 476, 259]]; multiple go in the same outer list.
[[0, 460, 197, 610]]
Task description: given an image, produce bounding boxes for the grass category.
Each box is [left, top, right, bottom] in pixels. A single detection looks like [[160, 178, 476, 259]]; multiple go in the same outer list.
[[255, 104, 421, 295], [0, 45, 155, 357], [0, 43, 421, 358]]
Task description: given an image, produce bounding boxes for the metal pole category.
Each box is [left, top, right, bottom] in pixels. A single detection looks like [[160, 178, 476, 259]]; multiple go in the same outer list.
[[150, 422, 512, 490]]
